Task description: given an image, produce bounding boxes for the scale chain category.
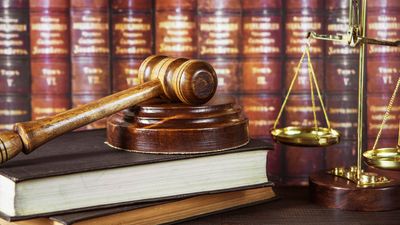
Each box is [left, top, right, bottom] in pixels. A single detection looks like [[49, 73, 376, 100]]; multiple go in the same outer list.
[[372, 76, 400, 150], [306, 48, 331, 129], [273, 46, 308, 129], [306, 47, 319, 130]]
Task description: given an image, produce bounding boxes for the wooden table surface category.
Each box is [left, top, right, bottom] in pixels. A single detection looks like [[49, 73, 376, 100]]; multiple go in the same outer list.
[[178, 187, 400, 225]]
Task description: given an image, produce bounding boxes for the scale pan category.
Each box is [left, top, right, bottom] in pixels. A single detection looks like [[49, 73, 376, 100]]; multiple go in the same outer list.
[[363, 148, 400, 170], [270, 126, 340, 147]]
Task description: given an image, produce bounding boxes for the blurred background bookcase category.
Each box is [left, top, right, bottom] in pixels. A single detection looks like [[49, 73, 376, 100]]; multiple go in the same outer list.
[[0, 0, 399, 185]]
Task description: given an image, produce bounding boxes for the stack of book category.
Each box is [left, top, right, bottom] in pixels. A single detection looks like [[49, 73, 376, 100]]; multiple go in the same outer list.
[[0, 130, 275, 224]]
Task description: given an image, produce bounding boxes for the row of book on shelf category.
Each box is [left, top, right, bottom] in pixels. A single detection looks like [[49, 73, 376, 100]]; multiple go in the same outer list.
[[0, 0, 399, 185]]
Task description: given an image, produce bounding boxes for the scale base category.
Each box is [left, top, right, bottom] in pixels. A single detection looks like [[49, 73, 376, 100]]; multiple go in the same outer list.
[[309, 172, 400, 211]]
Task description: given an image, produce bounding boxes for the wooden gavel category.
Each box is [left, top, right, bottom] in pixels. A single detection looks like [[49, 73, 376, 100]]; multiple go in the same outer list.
[[0, 55, 217, 164]]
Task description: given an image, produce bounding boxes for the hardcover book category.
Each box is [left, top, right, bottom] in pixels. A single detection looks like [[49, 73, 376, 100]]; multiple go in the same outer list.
[[0, 129, 272, 219], [0, 186, 276, 225]]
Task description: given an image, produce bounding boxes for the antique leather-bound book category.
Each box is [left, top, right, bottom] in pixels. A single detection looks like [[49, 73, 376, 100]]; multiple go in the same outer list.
[[70, 0, 110, 130], [198, 0, 241, 95], [111, 0, 154, 92], [0, 0, 30, 130], [30, 0, 71, 120], [365, 0, 400, 180], [0, 186, 276, 225], [240, 0, 283, 182], [324, 0, 358, 169], [280, 0, 326, 186], [155, 0, 197, 58], [0, 130, 273, 219]]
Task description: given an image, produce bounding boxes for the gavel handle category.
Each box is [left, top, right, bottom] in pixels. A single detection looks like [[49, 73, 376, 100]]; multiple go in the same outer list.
[[0, 80, 162, 163]]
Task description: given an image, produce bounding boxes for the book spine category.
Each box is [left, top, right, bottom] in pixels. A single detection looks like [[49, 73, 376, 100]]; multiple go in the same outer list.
[[240, 0, 283, 182], [366, 2, 400, 147], [0, 1, 30, 130], [111, 0, 153, 92], [71, 0, 110, 129], [324, 1, 358, 169], [155, 0, 197, 58], [282, 0, 325, 185], [29, 0, 70, 120], [198, 0, 241, 95]]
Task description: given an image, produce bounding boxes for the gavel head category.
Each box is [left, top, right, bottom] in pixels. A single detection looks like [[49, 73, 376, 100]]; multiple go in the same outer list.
[[138, 55, 218, 105]]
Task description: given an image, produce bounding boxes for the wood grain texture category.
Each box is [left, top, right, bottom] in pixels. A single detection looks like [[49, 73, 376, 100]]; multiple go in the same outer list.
[[178, 187, 400, 225], [309, 172, 400, 211], [0, 55, 217, 163], [107, 96, 248, 153]]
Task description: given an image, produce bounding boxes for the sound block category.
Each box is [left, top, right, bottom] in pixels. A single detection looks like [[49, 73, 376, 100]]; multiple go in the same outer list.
[[309, 172, 400, 211], [106, 96, 249, 154]]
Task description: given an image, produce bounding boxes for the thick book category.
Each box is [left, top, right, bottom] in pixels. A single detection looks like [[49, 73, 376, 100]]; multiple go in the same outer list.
[[0, 129, 272, 219], [0, 186, 276, 225], [111, 0, 154, 92], [29, 0, 71, 120], [70, 0, 110, 130], [0, 0, 30, 130]]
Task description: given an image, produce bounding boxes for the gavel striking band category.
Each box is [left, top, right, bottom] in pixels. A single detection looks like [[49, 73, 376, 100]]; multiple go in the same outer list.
[[0, 55, 218, 164]]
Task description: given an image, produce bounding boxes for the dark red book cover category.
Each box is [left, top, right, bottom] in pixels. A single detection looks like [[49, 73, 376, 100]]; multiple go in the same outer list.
[[111, 0, 153, 92], [0, 0, 30, 130], [71, 0, 110, 129], [155, 0, 197, 58], [29, 0, 70, 120]]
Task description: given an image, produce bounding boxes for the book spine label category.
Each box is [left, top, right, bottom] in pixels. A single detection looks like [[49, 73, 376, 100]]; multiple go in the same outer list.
[[0, 95, 30, 131], [325, 57, 358, 93], [207, 58, 240, 94], [31, 95, 70, 120], [367, 57, 399, 94], [198, 11, 241, 58], [72, 57, 110, 94], [30, 9, 69, 57], [284, 94, 323, 128], [241, 95, 280, 138], [0, 58, 30, 95], [242, 11, 282, 58], [284, 58, 324, 94], [155, 9, 197, 58], [367, 94, 400, 139], [71, 10, 109, 57], [367, 9, 400, 57], [112, 11, 153, 59], [326, 10, 359, 57], [31, 58, 70, 95], [112, 58, 141, 92], [0, 7, 29, 57], [326, 94, 358, 140], [241, 58, 282, 94], [285, 10, 323, 57]]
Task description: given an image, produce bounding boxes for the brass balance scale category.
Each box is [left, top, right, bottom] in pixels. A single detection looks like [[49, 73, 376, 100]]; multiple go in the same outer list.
[[271, 0, 400, 210]]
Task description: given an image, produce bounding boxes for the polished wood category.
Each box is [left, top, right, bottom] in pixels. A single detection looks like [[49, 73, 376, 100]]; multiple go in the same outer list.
[[0, 55, 217, 163], [107, 96, 248, 153], [309, 172, 400, 211], [178, 187, 400, 225]]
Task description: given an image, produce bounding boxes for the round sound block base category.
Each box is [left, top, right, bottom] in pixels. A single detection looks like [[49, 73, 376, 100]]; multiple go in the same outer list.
[[107, 97, 249, 154], [309, 172, 400, 211]]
